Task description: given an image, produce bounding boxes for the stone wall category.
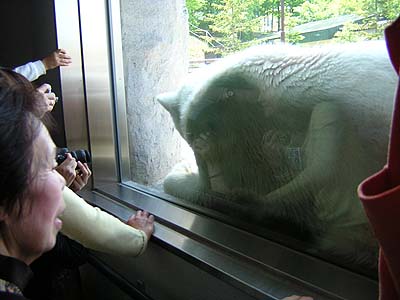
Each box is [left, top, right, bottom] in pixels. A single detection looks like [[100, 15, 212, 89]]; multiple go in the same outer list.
[[120, 0, 189, 185]]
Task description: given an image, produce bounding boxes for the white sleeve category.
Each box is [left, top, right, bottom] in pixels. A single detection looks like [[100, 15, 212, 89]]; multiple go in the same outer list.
[[60, 186, 148, 257], [13, 60, 46, 81]]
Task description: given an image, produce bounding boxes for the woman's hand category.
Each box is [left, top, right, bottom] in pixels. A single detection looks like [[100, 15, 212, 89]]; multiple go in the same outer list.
[[70, 162, 92, 192], [56, 153, 77, 187], [42, 49, 72, 70], [127, 210, 155, 240], [36, 83, 57, 117]]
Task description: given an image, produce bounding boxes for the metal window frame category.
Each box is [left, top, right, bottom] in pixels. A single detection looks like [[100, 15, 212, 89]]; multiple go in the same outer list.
[[55, 0, 379, 299]]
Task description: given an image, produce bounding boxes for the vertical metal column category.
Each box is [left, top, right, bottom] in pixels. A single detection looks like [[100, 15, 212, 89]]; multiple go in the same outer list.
[[78, 0, 118, 187], [54, 0, 119, 188], [54, 0, 88, 152]]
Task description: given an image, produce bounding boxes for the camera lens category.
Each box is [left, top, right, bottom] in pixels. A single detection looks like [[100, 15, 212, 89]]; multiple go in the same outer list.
[[70, 149, 91, 164], [56, 148, 91, 165]]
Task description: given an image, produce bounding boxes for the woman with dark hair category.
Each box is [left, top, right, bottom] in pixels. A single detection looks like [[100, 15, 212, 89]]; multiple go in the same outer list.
[[0, 68, 154, 255], [0, 68, 66, 298], [0, 69, 154, 299]]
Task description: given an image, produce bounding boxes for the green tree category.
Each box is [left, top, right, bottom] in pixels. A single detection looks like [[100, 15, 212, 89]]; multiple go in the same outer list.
[[190, 0, 224, 31], [186, 0, 399, 50], [333, 0, 399, 42], [333, 21, 366, 42], [206, 0, 263, 53], [186, 0, 206, 27]]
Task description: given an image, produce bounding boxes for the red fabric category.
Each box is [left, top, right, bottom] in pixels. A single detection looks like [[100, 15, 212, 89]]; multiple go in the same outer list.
[[358, 16, 400, 300], [359, 167, 400, 299], [380, 251, 399, 300]]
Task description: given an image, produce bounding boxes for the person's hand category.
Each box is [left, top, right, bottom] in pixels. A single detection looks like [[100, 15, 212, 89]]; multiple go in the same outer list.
[[70, 161, 92, 192], [127, 210, 155, 240], [281, 296, 313, 300], [42, 49, 72, 70], [56, 153, 77, 187], [36, 83, 57, 117]]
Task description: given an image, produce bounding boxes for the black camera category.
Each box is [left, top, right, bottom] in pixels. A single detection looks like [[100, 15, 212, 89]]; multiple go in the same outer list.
[[56, 148, 91, 165]]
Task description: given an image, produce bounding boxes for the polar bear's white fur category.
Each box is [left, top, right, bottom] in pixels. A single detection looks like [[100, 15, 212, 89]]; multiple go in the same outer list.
[[157, 41, 397, 271]]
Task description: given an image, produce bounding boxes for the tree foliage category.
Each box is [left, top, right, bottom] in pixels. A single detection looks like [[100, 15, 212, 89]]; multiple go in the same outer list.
[[186, 0, 206, 27], [187, 0, 400, 55], [205, 0, 265, 53]]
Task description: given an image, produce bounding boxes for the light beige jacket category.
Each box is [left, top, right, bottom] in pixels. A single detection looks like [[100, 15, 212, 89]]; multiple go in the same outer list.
[[60, 187, 148, 256]]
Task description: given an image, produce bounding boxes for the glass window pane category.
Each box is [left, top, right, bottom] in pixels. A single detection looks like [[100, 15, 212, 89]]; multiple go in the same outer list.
[[118, 0, 399, 277]]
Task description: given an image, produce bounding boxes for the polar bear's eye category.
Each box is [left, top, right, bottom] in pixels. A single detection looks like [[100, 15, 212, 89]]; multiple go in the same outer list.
[[226, 90, 234, 97]]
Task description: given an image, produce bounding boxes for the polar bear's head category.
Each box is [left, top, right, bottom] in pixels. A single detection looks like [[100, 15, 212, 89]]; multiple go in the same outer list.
[[157, 72, 262, 144]]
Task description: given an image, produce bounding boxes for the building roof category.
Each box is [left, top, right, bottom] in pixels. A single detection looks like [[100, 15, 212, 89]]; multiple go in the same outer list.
[[292, 14, 364, 33]]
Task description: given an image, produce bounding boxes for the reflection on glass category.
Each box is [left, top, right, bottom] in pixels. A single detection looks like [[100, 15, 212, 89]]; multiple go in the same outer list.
[[156, 42, 397, 275]]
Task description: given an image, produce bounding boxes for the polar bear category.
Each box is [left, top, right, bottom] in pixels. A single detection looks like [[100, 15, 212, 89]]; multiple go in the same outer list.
[[157, 41, 397, 271]]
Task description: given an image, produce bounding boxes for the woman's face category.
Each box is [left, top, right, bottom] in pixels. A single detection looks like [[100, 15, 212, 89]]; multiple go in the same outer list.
[[4, 125, 66, 264]]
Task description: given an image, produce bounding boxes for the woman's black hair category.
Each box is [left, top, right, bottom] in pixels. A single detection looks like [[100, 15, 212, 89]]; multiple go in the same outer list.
[[0, 68, 43, 216]]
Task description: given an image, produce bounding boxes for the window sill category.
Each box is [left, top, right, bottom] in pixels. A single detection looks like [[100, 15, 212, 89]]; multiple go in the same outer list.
[[79, 183, 378, 300]]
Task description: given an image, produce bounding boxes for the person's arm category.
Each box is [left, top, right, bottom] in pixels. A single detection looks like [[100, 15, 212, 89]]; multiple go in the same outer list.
[[13, 49, 72, 82], [13, 60, 46, 81], [60, 186, 149, 257]]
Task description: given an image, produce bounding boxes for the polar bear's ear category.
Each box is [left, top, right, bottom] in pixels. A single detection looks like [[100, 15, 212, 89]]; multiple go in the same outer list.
[[156, 91, 180, 114], [157, 91, 184, 135]]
